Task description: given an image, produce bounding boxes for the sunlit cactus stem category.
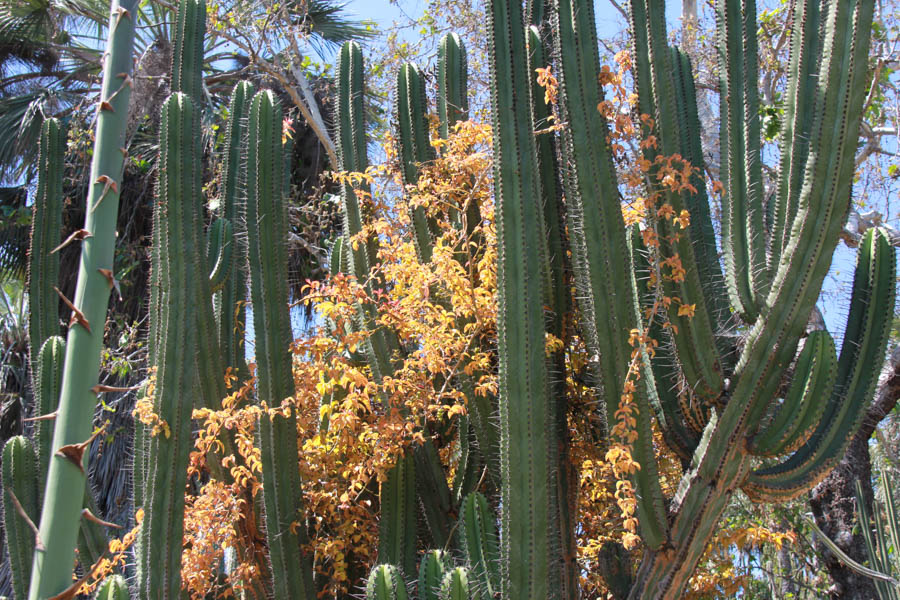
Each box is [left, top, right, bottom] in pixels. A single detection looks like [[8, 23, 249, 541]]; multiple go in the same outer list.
[[28, 2, 138, 597], [171, 0, 206, 101], [246, 88, 317, 599], [366, 564, 409, 600], [93, 575, 130, 600]]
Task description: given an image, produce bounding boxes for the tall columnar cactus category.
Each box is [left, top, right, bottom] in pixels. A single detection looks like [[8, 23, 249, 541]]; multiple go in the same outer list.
[[459, 492, 500, 599], [170, 0, 206, 101], [245, 88, 317, 600], [136, 92, 204, 599], [27, 118, 65, 366], [216, 80, 255, 378], [28, 2, 138, 597], [3, 436, 39, 600], [418, 549, 451, 600]]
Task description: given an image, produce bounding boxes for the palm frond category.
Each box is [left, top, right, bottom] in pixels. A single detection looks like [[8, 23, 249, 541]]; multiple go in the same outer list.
[[0, 186, 29, 282]]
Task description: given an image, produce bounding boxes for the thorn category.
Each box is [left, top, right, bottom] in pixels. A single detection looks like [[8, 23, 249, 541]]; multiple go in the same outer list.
[[114, 5, 131, 24], [90, 175, 119, 213], [51, 229, 92, 254], [46, 559, 102, 600], [54, 429, 102, 475], [99, 100, 115, 113], [81, 508, 122, 529], [120, 147, 128, 157], [90, 383, 140, 395], [54, 287, 90, 333], [7, 490, 43, 551], [23, 411, 57, 422]]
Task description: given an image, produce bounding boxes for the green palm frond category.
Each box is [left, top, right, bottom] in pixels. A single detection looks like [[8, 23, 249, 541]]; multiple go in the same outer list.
[[0, 186, 29, 282]]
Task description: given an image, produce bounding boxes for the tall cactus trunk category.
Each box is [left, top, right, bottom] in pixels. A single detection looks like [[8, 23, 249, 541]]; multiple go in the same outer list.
[[28, 2, 138, 597]]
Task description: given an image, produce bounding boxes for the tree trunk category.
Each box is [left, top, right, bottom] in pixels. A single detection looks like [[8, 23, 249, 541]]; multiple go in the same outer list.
[[809, 346, 900, 599]]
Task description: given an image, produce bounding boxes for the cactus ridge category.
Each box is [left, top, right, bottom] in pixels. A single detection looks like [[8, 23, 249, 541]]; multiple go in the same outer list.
[[206, 216, 233, 293], [28, 118, 65, 366], [246, 89, 317, 599], [3, 436, 39, 600], [414, 440, 455, 549], [171, 0, 206, 101], [437, 33, 469, 140]]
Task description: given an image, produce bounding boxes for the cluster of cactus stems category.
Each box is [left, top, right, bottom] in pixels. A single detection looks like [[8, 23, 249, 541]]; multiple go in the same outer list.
[[10, 0, 895, 597]]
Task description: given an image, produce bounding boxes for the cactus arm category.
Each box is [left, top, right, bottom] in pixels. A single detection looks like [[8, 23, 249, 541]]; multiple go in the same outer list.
[[554, 0, 669, 550], [715, 0, 767, 318], [336, 41, 397, 383], [459, 492, 500, 599], [414, 439, 455, 550], [135, 92, 203, 598], [378, 453, 417, 579], [396, 62, 439, 263], [34, 336, 64, 492], [27, 118, 65, 364], [246, 89, 317, 599], [743, 229, 895, 502], [629, 0, 724, 401], [803, 514, 900, 588], [93, 575, 130, 600], [3, 436, 39, 600], [487, 0, 557, 595], [881, 470, 900, 576], [366, 564, 409, 600], [748, 330, 836, 456], [771, 0, 824, 270], [668, 48, 730, 338], [207, 217, 233, 293], [437, 33, 469, 141], [217, 81, 254, 376], [419, 549, 451, 600], [170, 0, 205, 101], [28, 3, 138, 596], [440, 567, 472, 600]]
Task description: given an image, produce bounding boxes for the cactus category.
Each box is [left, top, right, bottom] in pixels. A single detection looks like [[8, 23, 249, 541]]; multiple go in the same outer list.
[[171, 0, 206, 101], [459, 492, 499, 599], [27, 118, 65, 365], [135, 92, 204, 598], [28, 2, 138, 597], [3, 436, 39, 600], [378, 453, 417, 578], [33, 336, 64, 489], [366, 564, 409, 600], [440, 567, 472, 600], [419, 549, 451, 600], [93, 574, 131, 600], [246, 88, 317, 599]]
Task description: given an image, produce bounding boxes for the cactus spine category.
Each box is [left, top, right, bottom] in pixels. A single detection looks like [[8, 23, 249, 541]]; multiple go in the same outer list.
[[366, 564, 409, 600], [93, 575, 130, 600], [33, 336, 64, 489], [29, 2, 138, 596], [246, 89, 317, 599]]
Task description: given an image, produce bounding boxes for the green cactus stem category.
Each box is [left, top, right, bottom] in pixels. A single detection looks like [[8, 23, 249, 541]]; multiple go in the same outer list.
[[171, 0, 206, 101], [459, 492, 499, 600], [33, 336, 64, 491], [246, 89, 317, 599], [3, 436, 39, 600], [440, 567, 472, 600], [93, 575, 130, 600], [135, 92, 203, 599], [366, 564, 409, 600], [29, 2, 138, 597], [378, 453, 417, 578], [206, 217, 233, 293], [27, 118, 65, 366], [419, 549, 451, 600]]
